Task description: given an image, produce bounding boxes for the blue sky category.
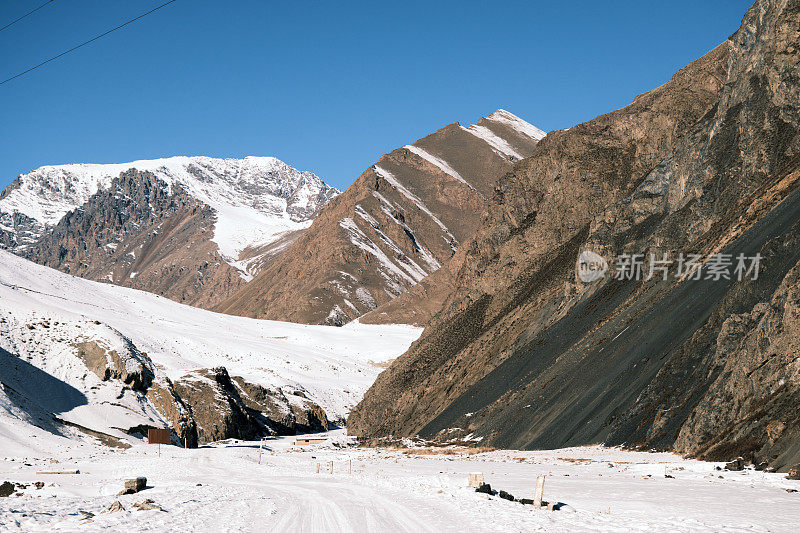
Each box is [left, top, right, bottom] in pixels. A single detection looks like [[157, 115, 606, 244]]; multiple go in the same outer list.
[[1, 0, 754, 191]]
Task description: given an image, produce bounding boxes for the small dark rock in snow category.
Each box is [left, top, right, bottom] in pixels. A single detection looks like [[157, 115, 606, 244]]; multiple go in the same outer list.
[[475, 483, 493, 494], [725, 457, 745, 471], [133, 498, 164, 511], [0, 481, 15, 497], [103, 501, 125, 513], [553, 502, 576, 512], [498, 490, 514, 501], [119, 476, 147, 495]]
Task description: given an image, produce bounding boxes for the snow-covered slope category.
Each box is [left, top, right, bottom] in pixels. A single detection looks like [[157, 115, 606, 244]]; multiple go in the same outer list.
[[0, 250, 420, 445], [0, 156, 339, 273]]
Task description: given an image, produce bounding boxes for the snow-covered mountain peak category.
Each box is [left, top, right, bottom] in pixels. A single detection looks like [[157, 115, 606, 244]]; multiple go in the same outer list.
[[485, 109, 547, 141], [0, 155, 339, 272]]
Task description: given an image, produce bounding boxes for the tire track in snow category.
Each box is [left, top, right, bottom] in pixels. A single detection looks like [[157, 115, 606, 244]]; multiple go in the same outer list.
[[266, 478, 436, 533]]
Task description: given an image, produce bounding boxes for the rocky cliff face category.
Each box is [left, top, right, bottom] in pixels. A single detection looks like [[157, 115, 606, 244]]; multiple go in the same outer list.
[[19, 169, 245, 308], [350, 0, 800, 471], [0, 156, 338, 309], [171, 367, 329, 444], [0, 312, 329, 448], [217, 111, 544, 325]]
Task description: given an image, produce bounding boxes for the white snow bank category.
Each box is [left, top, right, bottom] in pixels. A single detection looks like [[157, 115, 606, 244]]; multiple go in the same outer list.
[[0, 251, 420, 421]]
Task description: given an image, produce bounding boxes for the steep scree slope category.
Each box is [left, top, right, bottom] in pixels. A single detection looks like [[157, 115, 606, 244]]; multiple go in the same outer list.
[[351, 0, 800, 471]]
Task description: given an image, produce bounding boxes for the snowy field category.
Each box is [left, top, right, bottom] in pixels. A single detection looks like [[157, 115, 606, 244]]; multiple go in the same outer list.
[[1, 429, 798, 532], [1, 242, 798, 532], [0, 250, 421, 428]]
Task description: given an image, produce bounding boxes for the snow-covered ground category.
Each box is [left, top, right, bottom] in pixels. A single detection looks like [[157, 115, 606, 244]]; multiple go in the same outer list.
[[1, 429, 798, 532], [1, 258, 797, 532], [0, 250, 421, 435]]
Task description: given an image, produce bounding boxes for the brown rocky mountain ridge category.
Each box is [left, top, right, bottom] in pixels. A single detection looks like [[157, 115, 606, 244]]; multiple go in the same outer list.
[[350, 0, 800, 472], [216, 110, 545, 325]]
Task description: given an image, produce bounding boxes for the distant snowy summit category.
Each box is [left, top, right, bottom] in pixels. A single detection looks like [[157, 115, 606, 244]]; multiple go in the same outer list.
[[0, 156, 339, 308], [0, 110, 544, 324], [0, 155, 338, 259]]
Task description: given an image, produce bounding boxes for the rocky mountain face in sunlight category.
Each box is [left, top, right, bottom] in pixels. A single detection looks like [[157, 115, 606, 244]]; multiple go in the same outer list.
[[351, 0, 800, 472], [0, 156, 338, 309], [217, 110, 545, 325]]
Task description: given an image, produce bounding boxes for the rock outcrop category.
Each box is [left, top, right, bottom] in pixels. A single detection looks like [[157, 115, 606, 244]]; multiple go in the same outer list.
[[0, 312, 330, 448], [171, 367, 329, 444]]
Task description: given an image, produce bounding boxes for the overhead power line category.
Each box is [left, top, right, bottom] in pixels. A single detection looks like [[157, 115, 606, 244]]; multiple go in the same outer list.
[[0, 0, 56, 34], [0, 0, 178, 87]]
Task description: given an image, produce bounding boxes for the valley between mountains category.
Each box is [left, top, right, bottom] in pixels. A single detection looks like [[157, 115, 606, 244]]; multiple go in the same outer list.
[[2, 0, 800, 530]]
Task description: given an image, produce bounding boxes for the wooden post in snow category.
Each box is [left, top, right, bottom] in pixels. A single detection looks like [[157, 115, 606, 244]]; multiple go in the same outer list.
[[258, 437, 269, 464], [468, 473, 484, 487], [347, 460, 352, 474], [328, 461, 333, 474], [533, 476, 545, 508], [316, 463, 320, 474]]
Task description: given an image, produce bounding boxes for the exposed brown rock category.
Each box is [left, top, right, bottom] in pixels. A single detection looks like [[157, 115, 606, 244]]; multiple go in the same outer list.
[[358, 256, 457, 326], [145, 378, 199, 448], [673, 258, 800, 466], [350, 36, 731, 440], [231, 376, 329, 434], [350, 0, 800, 471], [123, 477, 147, 493], [170, 367, 329, 444], [103, 501, 125, 513], [22, 170, 246, 309], [132, 498, 164, 511], [217, 111, 543, 325], [73, 339, 154, 391], [0, 481, 15, 497]]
